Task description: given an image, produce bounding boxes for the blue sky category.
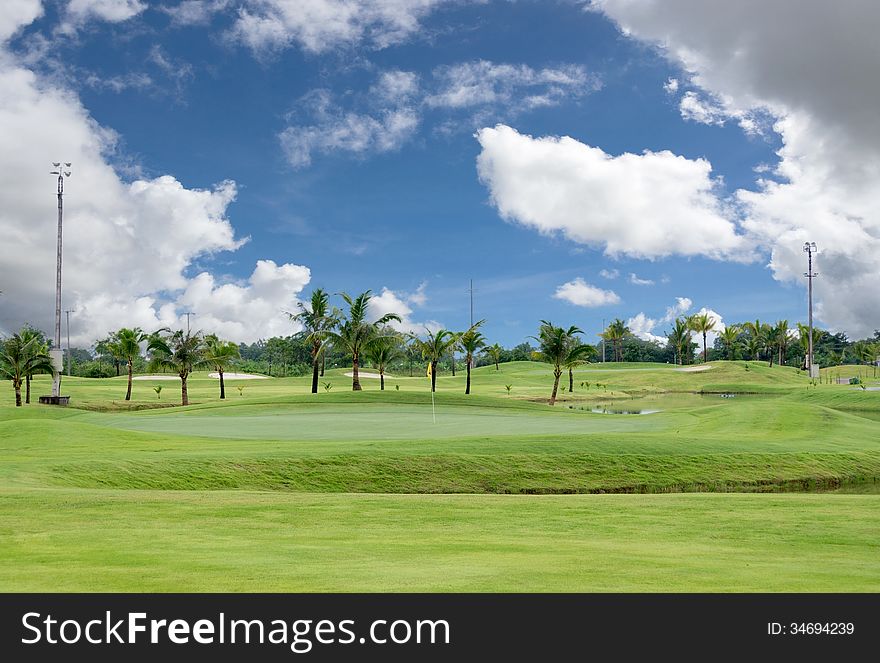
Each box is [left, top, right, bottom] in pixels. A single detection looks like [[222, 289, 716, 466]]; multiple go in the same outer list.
[[3, 1, 874, 347]]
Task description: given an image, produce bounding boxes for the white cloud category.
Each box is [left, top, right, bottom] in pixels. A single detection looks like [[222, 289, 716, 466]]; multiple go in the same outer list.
[[280, 82, 419, 168], [662, 77, 678, 94], [626, 312, 665, 345], [0, 0, 42, 41], [426, 60, 597, 111], [161, 0, 231, 26], [663, 296, 692, 322], [553, 278, 620, 308], [0, 9, 311, 345], [227, 0, 455, 54], [592, 0, 880, 337], [65, 0, 146, 26], [628, 272, 654, 286], [678, 90, 725, 126], [476, 124, 749, 260], [367, 287, 441, 334], [598, 268, 619, 280]]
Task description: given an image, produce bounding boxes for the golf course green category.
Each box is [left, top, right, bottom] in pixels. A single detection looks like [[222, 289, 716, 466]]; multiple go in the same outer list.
[[1, 360, 878, 591]]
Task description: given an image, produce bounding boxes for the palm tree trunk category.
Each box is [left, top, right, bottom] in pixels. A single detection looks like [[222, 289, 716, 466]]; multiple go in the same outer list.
[[380, 368, 385, 391], [14, 380, 22, 407], [569, 367, 574, 392], [311, 357, 320, 394], [549, 368, 561, 405], [180, 373, 189, 406], [451, 351, 456, 377], [125, 359, 133, 401], [431, 361, 437, 392], [494, 359, 499, 370], [25, 375, 31, 404], [465, 357, 471, 395], [320, 354, 325, 377], [352, 353, 362, 391], [703, 332, 708, 363], [219, 369, 226, 399]]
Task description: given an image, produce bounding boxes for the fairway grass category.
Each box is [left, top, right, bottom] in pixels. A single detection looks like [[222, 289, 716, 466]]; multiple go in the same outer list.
[[1, 361, 878, 591]]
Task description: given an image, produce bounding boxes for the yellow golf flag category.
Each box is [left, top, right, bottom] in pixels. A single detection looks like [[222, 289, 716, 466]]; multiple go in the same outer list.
[[426, 362, 432, 378]]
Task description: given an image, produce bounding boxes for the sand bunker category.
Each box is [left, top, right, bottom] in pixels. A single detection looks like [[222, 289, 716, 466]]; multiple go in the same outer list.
[[132, 375, 180, 381], [674, 365, 715, 372], [208, 372, 268, 380], [343, 371, 393, 379]]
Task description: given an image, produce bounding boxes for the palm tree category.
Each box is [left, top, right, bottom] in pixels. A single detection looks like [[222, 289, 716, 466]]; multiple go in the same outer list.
[[148, 330, 208, 406], [484, 342, 503, 370], [111, 327, 150, 401], [204, 335, 241, 399], [687, 312, 716, 363], [719, 325, 740, 360], [774, 320, 790, 366], [364, 333, 403, 391], [409, 328, 458, 392], [564, 341, 597, 392], [0, 330, 54, 407], [602, 319, 629, 362], [457, 320, 486, 395], [17, 326, 47, 404], [764, 324, 781, 367], [796, 323, 822, 370], [326, 291, 401, 391], [533, 321, 590, 405], [667, 317, 692, 365], [743, 320, 768, 361], [289, 288, 338, 394]]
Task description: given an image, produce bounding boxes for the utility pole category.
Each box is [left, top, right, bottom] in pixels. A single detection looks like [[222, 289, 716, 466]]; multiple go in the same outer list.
[[65, 308, 75, 376], [803, 242, 819, 377], [48, 163, 71, 400], [183, 311, 195, 335]]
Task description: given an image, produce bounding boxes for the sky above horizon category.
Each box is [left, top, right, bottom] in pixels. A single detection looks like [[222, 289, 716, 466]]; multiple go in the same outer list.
[[1, 0, 878, 349]]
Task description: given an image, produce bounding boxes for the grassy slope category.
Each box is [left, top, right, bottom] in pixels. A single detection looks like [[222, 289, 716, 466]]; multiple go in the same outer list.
[[1, 361, 878, 591]]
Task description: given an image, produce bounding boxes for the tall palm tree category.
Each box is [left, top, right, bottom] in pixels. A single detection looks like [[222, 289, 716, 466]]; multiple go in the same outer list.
[[111, 327, 150, 401], [719, 325, 741, 360], [743, 320, 768, 361], [774, 320, 790, 366], [148, 330, 208, 406], [687, 312, 716, 363], [289, 288, 338, 394], [17, 326, 47, 404], [564, 341, 597, 392], [326, 291, 401, 391], [204, 335, 241, 399], [603, 319, 629, 362], [796, 323, 822, 370], [409, 328, 458, 392], [485, 342, 503, 370], [0, 330, 54, 407], [457, 320, 486, 395], [364, 333, 403, 391], [533, 321, 590, 405], [764, 324, 781, 367], [667, 317, 692, 365]]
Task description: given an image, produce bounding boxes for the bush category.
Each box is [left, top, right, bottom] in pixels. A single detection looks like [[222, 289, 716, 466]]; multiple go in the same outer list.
[[78, 361, 116, 378]]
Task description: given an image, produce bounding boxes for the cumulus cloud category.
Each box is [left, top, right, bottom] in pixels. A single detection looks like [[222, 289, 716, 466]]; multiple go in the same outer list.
[[592, 0, 880, 337], [678, 90, 726, 126], [626, 296, 700, 345], [62, 0, 146, 31], [367, 287, 441, 334], [476, 124, 749, 260], [662, 77, 678, 94], [553, 278, 620, 308], [0, 0, 43, 41], [0, 7, 311, 345], [598, 268, 619, 280], [161, 0, 231, 26]]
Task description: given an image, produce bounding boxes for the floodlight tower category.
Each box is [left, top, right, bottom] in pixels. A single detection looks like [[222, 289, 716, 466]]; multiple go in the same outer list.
[[803, 242, 818, 377], [49, 163, 71, 398]]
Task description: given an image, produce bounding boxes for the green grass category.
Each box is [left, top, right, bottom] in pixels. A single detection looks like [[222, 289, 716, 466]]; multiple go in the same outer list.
[[1, 360, 878, 591]]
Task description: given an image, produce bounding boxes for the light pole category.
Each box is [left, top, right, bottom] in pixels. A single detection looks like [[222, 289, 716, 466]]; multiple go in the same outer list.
[[49, 163, 71, 399], [65, 308, 76, 376], [183, 311, 195, 335], [803, 242, 818, 378]]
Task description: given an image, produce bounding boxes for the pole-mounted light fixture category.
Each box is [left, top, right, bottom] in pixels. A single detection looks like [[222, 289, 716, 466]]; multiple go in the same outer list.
[[803, 242, 818, 378]]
